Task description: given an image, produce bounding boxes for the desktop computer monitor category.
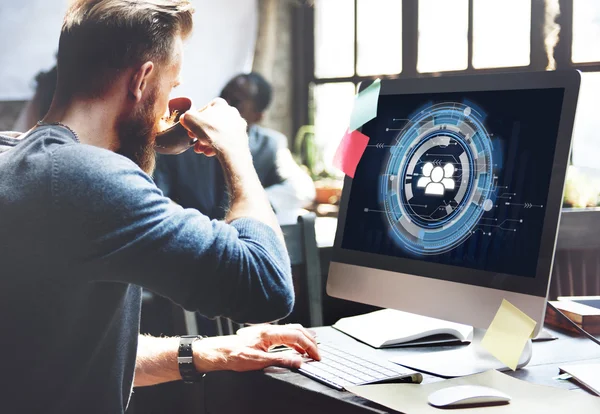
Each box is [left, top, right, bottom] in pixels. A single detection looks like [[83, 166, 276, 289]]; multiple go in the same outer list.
[[327, 70, 580, 339]]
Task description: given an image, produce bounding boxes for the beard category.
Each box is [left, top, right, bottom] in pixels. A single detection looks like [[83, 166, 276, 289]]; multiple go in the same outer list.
[[116, 88, 159, 175]]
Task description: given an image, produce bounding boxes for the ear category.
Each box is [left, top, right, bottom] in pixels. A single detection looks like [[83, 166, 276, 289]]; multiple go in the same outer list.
[[129, 62, 154, 102]]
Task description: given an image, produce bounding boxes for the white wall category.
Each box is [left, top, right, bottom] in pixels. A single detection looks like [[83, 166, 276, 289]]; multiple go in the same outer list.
[[0, 1, 65, 100], [0, 0, 257, 104], [178, 0, 257, 105]]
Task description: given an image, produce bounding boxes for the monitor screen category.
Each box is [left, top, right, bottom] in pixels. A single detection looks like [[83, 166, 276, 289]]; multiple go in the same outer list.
[[341, 88, 565, 279]]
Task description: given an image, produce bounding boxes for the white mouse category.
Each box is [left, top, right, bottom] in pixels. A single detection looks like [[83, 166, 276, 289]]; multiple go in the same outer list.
[[428, 385, 511, 408]]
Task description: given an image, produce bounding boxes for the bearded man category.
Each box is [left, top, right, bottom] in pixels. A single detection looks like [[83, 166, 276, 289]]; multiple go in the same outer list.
[[0, 1, 318, 413]]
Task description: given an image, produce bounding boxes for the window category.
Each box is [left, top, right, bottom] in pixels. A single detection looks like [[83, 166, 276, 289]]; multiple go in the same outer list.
[[311, 82, 356, 172], [418, 0, 468, 73], [572, 72, 600, 169], [311, 0, 403, 175], [314, 0, 354, 79], [357, 0, 403, 76], [472, 0, 531, 69], [299, 0, 600, 174], [570, 0, 600, 169], [572, 0, 600, 63]]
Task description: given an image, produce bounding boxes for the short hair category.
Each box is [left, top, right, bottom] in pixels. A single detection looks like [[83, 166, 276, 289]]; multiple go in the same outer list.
[[222, 72, 273, 113], [57, 0, 194, 99]]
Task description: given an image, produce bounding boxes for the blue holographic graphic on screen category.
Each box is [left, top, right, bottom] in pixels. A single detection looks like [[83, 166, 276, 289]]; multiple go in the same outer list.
[[341, 88, 565, 278], [379, 102, 494, 255]]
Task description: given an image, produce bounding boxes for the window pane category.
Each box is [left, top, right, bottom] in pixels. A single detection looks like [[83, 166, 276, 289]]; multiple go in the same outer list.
[[314, 0, 355, 78], [572, 0, 600, 63], [418, 0, 468, 73], [572, 72, 600, 169], [312, 82, 356, 173], [357, 0, 402, 76], [472, 0, 531, 69]]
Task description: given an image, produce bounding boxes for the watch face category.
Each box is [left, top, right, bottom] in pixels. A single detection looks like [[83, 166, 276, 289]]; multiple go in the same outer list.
[[380, 102, 494, 255]]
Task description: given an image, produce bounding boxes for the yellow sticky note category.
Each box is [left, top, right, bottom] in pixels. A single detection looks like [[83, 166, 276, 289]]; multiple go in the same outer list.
[[349, 79, 381, 131], [480, 299, 537, 371]]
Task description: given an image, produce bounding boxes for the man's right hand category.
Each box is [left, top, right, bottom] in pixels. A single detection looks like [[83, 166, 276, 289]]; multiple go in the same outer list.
[[179, 98, 249, 159], [180, 97, 283, 236]]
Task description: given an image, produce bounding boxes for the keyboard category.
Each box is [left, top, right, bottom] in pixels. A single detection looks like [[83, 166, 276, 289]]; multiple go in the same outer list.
[[298, 342, 423, 391]]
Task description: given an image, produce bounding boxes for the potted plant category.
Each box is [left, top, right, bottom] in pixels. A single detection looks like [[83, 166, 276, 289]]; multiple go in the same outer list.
[[563, 165, 600, 208]]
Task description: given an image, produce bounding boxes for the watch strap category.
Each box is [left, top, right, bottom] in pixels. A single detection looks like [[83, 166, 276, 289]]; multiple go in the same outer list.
[[178, 335, 206, 384]]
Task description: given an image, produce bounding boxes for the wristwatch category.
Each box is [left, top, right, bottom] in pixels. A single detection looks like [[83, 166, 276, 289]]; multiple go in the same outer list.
[[178, 335, 206, 384]]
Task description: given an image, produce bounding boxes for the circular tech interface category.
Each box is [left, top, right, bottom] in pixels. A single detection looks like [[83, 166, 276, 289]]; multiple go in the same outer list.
[[379, 102, 494, 255]]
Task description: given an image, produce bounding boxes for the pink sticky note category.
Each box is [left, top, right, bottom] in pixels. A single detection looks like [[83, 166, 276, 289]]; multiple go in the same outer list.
[[333, 129, 370, 178]]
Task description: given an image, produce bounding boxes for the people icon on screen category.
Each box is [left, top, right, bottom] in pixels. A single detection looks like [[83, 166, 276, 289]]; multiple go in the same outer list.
[[417, 162, 456, 196]]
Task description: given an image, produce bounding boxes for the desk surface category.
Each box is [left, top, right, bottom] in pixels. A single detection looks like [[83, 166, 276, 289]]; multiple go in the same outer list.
[[203, 326, 600, 414]]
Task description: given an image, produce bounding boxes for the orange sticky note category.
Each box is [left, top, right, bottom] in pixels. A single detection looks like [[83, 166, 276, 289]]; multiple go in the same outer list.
[[333, 129, 370, 178], [480, 299, 537, 371]]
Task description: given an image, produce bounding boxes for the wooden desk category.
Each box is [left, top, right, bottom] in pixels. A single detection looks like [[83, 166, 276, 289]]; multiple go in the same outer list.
[[202, 326, 600, 414]]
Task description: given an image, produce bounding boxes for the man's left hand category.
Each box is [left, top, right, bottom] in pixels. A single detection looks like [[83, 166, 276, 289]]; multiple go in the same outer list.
[[193, 324, 320, 373]]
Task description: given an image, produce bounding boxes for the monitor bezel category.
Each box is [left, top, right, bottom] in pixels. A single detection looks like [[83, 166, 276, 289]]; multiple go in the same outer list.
[[332, 70, 581, 299]]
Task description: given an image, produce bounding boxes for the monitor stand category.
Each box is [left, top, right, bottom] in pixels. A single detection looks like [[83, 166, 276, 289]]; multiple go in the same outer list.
[[389, 328, 533, 378]]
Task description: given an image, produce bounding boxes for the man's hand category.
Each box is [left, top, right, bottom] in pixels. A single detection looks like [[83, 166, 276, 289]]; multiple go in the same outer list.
[[180, 98, 249, 158], [193, 324, 321, 373], [179, 98, 283, 236]]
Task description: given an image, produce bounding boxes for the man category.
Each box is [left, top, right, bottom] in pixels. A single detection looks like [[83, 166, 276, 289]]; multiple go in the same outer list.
[[0, 1, 319, 413], [154, 72, 315, 222]]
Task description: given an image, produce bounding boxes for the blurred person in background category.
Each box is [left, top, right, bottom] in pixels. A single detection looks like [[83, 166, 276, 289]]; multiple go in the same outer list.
[[154, 72, 315, 224], [13, 64, 57, 132]]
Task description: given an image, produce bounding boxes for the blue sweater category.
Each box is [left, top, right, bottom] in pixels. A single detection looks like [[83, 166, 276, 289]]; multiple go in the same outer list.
[[0, 126, 293, 413]]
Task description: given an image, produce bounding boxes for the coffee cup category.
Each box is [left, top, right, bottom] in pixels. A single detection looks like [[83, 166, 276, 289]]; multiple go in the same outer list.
[[155, 97, 197, 155]]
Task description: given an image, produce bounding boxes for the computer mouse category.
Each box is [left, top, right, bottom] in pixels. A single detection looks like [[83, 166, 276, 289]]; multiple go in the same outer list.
[[428, 385, 511, 408]]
